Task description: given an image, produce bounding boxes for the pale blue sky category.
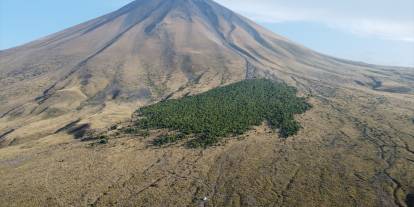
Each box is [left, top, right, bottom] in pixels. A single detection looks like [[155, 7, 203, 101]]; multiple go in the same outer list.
[[1, 0, 413, 67]]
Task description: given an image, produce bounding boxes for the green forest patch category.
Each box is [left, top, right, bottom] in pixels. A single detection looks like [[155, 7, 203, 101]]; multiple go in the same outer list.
[[132, 79, 311, 148]]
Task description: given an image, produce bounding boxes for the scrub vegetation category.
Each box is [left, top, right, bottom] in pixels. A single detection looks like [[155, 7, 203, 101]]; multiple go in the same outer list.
[[133, 79, 310, 148]]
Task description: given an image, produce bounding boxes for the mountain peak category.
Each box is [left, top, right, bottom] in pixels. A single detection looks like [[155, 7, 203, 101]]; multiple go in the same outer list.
[[1, 1, 414, 206], [114, 0, 234, 27], [1, 0, 410, 124], [0, 0, 337, 115]]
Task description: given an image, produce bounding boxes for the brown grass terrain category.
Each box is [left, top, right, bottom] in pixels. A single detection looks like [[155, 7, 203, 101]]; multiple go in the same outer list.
[[1, 80, 413, 207], [0, 0, 413, 206]]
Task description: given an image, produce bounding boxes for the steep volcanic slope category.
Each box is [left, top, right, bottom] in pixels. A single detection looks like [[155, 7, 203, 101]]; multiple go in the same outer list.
[[1, 0, 412, 134], [0, 0, 414, 206]]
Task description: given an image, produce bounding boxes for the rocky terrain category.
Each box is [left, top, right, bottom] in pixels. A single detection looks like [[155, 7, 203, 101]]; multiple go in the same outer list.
[[0, 0, 413, 206]]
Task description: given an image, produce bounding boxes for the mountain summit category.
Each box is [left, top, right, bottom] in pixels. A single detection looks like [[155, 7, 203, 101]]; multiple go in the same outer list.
[[0, 0, 411, 124], [0, 1, 414, 206]]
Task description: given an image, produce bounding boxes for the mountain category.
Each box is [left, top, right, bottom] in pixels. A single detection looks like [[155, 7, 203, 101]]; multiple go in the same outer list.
[[0, 0, 413, 206]]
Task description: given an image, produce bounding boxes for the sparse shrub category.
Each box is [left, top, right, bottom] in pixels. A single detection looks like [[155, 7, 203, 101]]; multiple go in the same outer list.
[[98, 138, 108, 144], [152, 133, 186, 146], [98, 135, 108, 144], [88, 134, 108, 146], [121, 127, 149, 137], [110, 125, 118, 130]]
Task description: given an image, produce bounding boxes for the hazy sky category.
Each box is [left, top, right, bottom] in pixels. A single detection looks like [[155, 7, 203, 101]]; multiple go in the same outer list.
[[0, 0, 413, 66]]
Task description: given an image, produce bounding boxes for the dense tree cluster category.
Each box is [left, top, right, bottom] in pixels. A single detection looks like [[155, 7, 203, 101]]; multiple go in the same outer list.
[[134, 79, 311, 148]]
